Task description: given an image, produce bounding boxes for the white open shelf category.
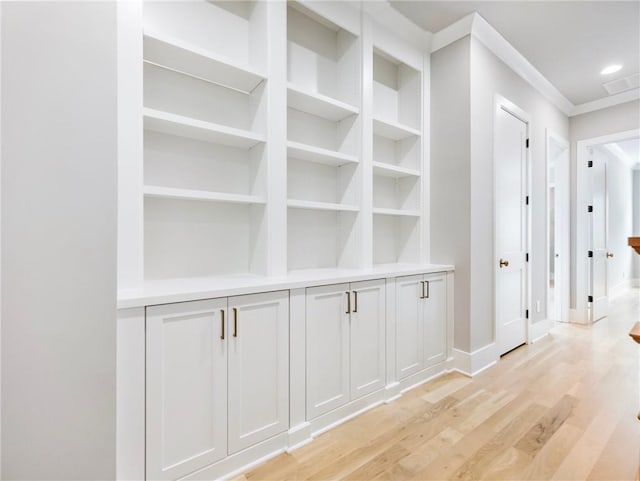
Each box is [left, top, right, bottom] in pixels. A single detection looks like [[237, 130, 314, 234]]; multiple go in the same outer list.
[[372, 161, 420, 178], [373, 117, 421, 141], [287, 83, 359, 122], [144, 108, 265, 149], [144, 186, 266, 205], [143, 30, 266, 93], [373, 207, 421, 217], [287, 140, 358, 167], [287, 199, 359, 212]]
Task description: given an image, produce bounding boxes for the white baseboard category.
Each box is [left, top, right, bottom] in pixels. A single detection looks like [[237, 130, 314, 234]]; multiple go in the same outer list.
[[610, 279, 635, 297], [630, 278, 640, 288], [452, 343, 498, 377], [530, 319, 552, 343]]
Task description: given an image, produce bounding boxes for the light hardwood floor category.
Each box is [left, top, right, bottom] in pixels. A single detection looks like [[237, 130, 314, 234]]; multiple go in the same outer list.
[[234, 288, 640, 481]]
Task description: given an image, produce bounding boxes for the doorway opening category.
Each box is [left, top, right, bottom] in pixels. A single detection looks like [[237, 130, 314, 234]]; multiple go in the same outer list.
[[575, 129, 640, 323], [546, 131, 569, 323]]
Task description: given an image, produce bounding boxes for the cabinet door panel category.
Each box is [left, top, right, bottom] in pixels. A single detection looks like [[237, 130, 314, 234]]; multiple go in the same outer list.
[[306, 283, 350, 419], [350, 279, 386, 399], [228, 291, 289, 454], [396, 275, 424, 379], [423, 274, 447, 367], [146, 298, 227, 481]]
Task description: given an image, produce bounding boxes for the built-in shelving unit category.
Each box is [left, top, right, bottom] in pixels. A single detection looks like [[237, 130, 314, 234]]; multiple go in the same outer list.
[[119, 0, 427, 289], [286, 2, 362, 273], [142, 0, 269, 280], [371, 46, 423, 265]]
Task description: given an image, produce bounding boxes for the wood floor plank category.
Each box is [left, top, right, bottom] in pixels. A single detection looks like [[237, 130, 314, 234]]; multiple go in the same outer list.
[[239, 288, 640, 481]]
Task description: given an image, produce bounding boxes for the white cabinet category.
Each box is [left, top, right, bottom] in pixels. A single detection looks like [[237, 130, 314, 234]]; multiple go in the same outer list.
[[146, 291, 289, 480], [306, 279, 385, 419], [396, 272, 447, 380], [227, 291, 289, 454]]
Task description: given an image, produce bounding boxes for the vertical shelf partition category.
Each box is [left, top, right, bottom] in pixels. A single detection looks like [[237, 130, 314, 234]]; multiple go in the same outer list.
[[286, 3, 363, 272]]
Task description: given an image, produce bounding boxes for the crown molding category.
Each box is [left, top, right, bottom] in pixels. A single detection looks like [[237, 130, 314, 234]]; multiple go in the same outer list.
[[570, 88, 640, 117], [430, 11, 639, 118]]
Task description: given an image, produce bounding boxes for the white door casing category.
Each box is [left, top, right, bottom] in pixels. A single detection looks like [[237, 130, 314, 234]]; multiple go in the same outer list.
[[306, 283, 350, 419], [588, 151, 608, 322], [349, 279, 386, 399], [495, 102, 528, 356], [146, 298, 228, 481], [227, 291, 289, 454]]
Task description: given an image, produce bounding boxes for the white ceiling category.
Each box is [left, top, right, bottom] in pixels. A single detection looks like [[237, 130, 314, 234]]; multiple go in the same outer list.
[[390, 1, 640, 106]]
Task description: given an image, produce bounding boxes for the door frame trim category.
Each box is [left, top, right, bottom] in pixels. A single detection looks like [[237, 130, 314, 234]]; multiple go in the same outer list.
[[575, 128, 640, 323], [493, 95, 531, 353], [545, 129, 570, 323]]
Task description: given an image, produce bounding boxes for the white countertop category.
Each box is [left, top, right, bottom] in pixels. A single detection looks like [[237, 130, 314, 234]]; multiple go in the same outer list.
[[117, 263, 455, 309]]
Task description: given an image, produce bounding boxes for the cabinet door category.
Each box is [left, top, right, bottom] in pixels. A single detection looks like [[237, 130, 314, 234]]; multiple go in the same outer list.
[[306, 283, 350, 419], [350, 279, 386, 399], [396, 275, 424, 380], [423, 273, 447, 367], [227, 291, 289, 454], [146, 298, 227, 481]]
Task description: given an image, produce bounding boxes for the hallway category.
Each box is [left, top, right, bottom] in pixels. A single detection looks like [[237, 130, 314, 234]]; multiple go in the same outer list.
[[237, 289, 640, 481]]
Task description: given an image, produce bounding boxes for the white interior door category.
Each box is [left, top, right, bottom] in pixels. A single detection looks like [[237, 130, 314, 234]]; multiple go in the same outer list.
[[306, 283, 350, 419], [146, 298, 228, 481], [495, 106, 528, 356], [349, 279, 386, 400], [227, 291, 289, 454], [589, 152, 608, 322]]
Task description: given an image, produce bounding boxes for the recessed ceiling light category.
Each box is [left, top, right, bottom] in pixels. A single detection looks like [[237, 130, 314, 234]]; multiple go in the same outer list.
[[601, 64, 622, 75]]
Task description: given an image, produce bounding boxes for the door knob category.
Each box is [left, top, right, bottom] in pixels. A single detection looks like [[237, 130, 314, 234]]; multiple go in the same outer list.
[[499, 258, 509, 268], [606, 252, 614, 258]]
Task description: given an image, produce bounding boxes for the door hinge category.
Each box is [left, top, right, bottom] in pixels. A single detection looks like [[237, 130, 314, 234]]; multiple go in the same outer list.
[[525, 195, 529, 205], [526, 138, 530, 148], [526, 253, 529, 262], [587, 205, 593, 213], [525, 309, 529, 319], [588, 250, 593, 257], [588, 295, 593, 303], [588, 160, 593, 168]]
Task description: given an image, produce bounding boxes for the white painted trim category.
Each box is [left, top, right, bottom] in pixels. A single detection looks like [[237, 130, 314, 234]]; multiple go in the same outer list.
[[493, 95, 532, 355], [430, 11, 638, 117], [575, 128, 640, 323], [471, 15, 573, 115], [452, 343, 498, 377], [430, 13, 475, 53], [571, 88, 640, 117], [529, 319, 553, 343], [546, 130, 570, 324], [631, 278, 640, 288]]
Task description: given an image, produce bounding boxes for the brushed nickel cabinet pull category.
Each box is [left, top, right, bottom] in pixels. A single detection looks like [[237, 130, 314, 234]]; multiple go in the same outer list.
[[220, 309, 225, 340], [345, 291, 351, 314], [425, 280, 430, 299], [420, 281, 426, 299], [353, 291, 358, 313], [233, 307, 238, 337]]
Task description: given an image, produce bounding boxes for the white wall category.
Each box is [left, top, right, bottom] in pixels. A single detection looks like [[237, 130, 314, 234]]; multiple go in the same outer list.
[[1, 3, 117, 479], [431, 35, 569, 353], [594, 147, 634, 291], [469, 39, 568, 350], [430, 36, 472, 351], [568, 100, 640, 306]]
